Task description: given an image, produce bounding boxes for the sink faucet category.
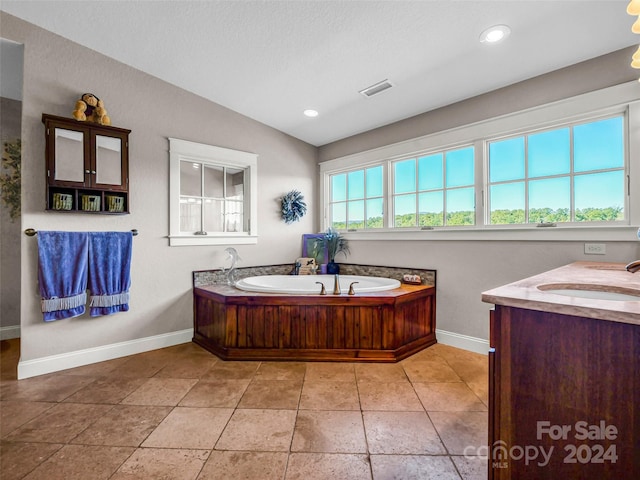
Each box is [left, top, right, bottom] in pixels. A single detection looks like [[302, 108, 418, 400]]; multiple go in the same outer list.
[[627, 228, 640, 273], [626, 260, 640, 273]]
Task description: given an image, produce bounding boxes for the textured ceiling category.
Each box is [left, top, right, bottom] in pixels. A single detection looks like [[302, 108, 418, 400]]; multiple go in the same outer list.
[[1, 1, 637, 146]]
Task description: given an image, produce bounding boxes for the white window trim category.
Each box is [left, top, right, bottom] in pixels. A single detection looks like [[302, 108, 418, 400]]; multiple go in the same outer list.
[[319, 81, 640, 242], [169, 138, 258, 246]]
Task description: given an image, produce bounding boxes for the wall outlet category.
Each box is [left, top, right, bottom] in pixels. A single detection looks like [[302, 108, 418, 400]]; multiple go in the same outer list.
[[584, 243, 606, 255]]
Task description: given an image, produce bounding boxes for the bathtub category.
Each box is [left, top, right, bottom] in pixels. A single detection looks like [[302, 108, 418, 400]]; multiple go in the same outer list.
[[235, 274, 401, 294], [193, 277, 436, 363]]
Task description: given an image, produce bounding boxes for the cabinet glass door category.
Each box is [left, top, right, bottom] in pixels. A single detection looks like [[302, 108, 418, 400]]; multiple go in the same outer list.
[[95, 134, 123, 185], [54, 128, 85, 182]]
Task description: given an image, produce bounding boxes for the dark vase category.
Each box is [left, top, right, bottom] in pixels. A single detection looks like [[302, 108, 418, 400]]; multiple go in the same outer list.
[[326, 261, 340, 274]]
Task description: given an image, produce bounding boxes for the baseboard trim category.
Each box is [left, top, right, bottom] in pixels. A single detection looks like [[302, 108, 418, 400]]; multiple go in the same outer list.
[[17, 328, 193, 379], [0, 325, 21, 340], [436, 329, 489, 355]]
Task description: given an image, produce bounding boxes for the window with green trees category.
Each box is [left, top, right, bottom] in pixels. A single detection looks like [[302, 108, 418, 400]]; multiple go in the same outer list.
[[488, 116, 624, 225]]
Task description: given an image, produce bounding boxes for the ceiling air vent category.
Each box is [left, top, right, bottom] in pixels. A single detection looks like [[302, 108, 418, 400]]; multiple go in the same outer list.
[[359, 79, 394, 98]]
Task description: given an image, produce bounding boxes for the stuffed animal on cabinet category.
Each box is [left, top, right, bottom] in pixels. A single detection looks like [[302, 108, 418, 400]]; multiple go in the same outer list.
[[72, 93, 111, 125]]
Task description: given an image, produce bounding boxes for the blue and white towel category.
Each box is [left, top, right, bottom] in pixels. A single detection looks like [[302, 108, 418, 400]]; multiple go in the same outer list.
[[88, 231, 133, 317], [37, 231, 89, 321]]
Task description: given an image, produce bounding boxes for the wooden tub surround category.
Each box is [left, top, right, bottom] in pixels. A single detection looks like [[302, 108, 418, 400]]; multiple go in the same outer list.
[[193, 283, 436, 362]]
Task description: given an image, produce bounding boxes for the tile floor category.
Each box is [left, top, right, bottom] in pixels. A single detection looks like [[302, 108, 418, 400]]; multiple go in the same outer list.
[[0, 339, 488, 479]]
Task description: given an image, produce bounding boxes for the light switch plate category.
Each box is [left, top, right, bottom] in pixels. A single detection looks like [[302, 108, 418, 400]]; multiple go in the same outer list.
[[584, 243, 606, 255]]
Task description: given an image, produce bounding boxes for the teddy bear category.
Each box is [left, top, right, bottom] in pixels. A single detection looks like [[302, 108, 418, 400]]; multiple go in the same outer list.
[[71, 93, 111, 125]]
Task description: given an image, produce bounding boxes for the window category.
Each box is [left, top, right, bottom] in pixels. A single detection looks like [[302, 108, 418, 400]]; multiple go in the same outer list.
[[488, 116, 625, 225], [392, 146, 475, 227], [319, 82, 639, 240], [329, 165, 384, 229], [169, 138, 257, 246]]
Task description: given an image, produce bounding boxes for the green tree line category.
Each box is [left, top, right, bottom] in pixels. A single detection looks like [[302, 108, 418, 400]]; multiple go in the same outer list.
[[331, 206, 623, 229]]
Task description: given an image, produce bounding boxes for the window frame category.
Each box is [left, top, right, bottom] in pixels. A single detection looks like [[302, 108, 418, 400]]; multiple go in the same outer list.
[[169, 138, 258, 246], [319, 81, 640, 242], [485, 113, 627, 227]]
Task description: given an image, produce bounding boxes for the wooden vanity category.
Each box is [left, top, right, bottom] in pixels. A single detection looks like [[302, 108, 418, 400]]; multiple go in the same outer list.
[[482, 262, 640, 480]]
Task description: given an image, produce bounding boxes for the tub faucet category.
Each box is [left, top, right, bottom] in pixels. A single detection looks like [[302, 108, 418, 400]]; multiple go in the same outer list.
[[223, 247, 240, 285], [333, 274, 341, 295]]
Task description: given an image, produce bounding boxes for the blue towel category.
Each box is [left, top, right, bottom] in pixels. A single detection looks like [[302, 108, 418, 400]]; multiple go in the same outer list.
[[88, 231, 132, 317], [37, 231, 89, 321]]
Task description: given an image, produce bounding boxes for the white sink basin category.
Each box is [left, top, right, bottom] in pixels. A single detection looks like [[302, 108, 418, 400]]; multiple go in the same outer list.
[[538, 285, 640, 302]]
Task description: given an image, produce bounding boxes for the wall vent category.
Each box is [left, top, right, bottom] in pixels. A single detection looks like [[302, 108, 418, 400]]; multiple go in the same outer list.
[[359, 79, 394, 98]]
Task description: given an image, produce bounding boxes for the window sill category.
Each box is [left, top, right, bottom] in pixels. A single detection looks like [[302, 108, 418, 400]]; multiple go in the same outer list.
[[343, 225, 639, 242], [168, 234, 258, 246]]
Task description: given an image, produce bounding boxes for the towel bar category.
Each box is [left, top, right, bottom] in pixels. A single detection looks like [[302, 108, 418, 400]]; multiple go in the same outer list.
[[25, 228, 138, 237]]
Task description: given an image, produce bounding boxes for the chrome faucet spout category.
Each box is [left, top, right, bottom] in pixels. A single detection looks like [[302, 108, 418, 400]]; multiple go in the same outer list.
[[333, 274, 341, 295], [626, 260, 640, 273]]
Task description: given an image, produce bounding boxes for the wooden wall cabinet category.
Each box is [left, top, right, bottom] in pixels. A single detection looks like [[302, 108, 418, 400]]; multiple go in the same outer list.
[[42, 114, 131, 214], [488, 305, 639, 479]]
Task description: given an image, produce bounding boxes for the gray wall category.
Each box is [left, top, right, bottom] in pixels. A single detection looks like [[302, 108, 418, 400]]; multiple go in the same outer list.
[[1, 13, 317, 363], [318, 47, 640, 343]]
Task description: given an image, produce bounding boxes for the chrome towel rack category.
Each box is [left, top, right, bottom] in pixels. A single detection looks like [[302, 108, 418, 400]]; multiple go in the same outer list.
[[24, 228, 138, 237]]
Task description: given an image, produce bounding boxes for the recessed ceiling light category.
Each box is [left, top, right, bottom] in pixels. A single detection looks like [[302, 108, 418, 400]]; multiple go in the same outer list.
[[479, 25, 511, 44], [303, 109, 319, 118]]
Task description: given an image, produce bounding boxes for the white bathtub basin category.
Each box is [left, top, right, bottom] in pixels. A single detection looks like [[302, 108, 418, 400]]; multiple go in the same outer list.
[[235, 274, 401, 294]]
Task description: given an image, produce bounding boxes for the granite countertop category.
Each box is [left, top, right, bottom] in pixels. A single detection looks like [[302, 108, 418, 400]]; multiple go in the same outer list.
[[481, 262, 640, 326]]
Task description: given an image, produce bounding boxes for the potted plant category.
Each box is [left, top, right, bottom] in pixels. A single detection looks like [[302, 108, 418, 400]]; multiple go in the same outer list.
[[319, 227, 349, 274]]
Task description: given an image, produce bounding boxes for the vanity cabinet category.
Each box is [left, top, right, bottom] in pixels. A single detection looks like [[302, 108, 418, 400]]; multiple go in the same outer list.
[[42, 114, 131, 213], [488, 305, 639, 479]]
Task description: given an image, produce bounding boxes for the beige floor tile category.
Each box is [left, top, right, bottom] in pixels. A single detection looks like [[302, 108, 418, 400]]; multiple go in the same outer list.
[[0, 374, 96, 402], [445, 357, 489, 385], [358, 382, 424, 411], [370, 454, 461, 480], [414, 382, 487, 412], [106, 354, 169, 378], [363, 411, 446, 455], [0, 339, 492, 480], [58, 357, 130, 377], [299, 380, 360, 410], [255, 361, 307, 381], [428, 411, 488, 455], [71, 404, 172, 446], [403, 359, 462, 383], [355, 363, 408, 383], [154, 355, 218, 379], [63, 377, 147, 404], [202, 361, 261, 380], [466, 380, 489, 407], [0, 401, 55, 438], [121, 377, 198, 406], [292, 410, 367, 453], [237, 379, 302, 409], [142, 406, 233, 449], [215, 408, 297, 451], [304, 362, 356, 382], [451, 455, 488, 480], [4, 402, 113, 443], [179, 379, 250, 408], [401, 346, 448, 364], [285, 453, 372, 480], [0, 440, 63, 480], [22, 444, 134, 480], [110, 447, 209, 480], [198, 451, 288, 480]]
